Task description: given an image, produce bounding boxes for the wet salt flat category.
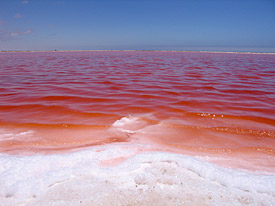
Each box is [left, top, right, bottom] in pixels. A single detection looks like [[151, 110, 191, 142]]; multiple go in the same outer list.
[[0, 51, 275, 205], [1, 144, 275, 206]]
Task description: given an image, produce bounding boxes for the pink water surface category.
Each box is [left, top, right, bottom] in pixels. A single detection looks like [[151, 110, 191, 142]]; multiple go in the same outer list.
[[0, 51, 274, 171]]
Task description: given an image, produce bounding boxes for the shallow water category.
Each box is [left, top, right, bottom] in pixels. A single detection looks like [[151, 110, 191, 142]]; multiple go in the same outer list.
[[0, 51, 275, 171]]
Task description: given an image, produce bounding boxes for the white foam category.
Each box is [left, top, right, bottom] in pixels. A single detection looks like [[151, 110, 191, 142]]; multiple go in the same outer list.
[[113, 116, 138, 127], [0, 130, 34, 141], [112, 116, 150, 134], [0, 143, 275, 205]]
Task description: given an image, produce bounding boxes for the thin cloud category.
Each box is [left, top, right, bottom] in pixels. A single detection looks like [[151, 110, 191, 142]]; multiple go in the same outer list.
[[14, 13, 23, 19], [0, 20, 5, 25], [10, 32, 19, 37], [9, 30, 32, 37], [23, 30, 32, 34], [22, 0, 29, 4]]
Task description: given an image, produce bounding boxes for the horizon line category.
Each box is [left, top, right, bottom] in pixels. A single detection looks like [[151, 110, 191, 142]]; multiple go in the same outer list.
[[1, 49, 275, 55]]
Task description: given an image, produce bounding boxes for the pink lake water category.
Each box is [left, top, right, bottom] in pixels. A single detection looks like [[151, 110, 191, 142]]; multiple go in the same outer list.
[[0, 51, 275, 171], [1, 51, 275, 205]]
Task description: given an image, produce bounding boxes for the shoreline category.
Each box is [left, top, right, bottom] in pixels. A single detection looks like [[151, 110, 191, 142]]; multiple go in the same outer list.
[[1, 143, 275, 205], [0, 49, 275, 55]]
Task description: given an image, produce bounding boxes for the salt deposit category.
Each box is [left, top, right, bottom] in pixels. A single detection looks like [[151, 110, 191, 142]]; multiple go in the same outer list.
[[1, 143, 274, 206]]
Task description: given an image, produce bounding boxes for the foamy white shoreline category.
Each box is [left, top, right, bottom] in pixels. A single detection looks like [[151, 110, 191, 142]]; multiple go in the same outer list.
[[1, 143, 275, 206]]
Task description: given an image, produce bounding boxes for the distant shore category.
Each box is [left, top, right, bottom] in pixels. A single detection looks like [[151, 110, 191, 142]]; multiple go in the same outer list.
[[0, 49, 275, 55]]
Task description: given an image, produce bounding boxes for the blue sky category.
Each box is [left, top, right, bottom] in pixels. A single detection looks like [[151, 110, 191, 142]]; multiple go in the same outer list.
[[0, 0, 274, 52]]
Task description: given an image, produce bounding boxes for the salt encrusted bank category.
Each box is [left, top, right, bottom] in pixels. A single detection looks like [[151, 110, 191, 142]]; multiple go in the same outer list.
[[1, 143, 275, 206]]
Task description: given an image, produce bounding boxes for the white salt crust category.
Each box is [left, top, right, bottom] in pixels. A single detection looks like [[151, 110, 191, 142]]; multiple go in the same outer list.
[[0, 143, 275, 206]]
